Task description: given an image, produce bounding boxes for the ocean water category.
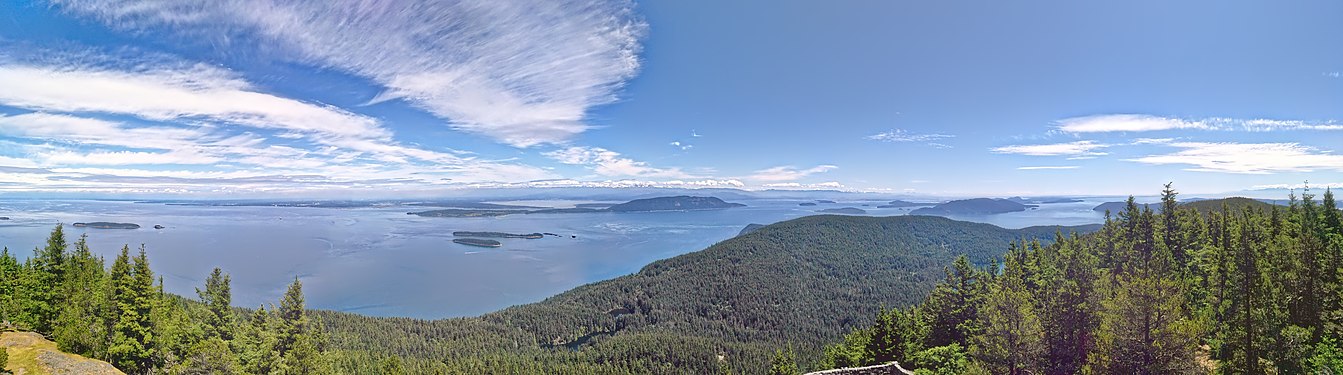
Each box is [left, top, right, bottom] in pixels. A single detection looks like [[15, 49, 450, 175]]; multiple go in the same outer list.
[[0, 198, 1110, 319]]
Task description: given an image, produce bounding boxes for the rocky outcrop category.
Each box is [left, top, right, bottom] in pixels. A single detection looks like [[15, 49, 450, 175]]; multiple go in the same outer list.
[[1, 331, 125, 375], [804, 362, 915, 375]]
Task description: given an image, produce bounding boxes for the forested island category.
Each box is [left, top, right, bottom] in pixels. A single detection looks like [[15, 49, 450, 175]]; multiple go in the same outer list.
[[452, 238, 503, 248], [817, 207, 867, 215], [71, 222, 140, 229], [910, 198, 1035, 216], [452, 231, 545, 239]]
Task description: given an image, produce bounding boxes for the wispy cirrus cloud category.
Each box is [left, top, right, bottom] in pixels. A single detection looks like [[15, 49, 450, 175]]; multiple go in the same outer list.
[[0, 52, 560, 192], [1056, 114, 1342, 133], [747, 165, 838, 182], [761, 181, 845, 190], [992, 140, 1110, 156], [867, 129, 955, 147], [543, 146, 692, 179], [50, 0, 647, 147], [1017, 166, 1080, 170], [1128, 141, 1343, 174]]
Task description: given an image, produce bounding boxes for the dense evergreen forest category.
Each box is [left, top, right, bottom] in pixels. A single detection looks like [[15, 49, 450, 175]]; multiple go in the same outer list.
[[805, 185, 1343, 374], [0, 226, 327, 374], [2, 213, 1088, 374]]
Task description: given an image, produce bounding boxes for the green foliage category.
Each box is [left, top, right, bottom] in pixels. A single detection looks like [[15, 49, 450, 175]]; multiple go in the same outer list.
[[908, 344, 968, 375], [0, 347, 7, 373], [197, 268, 233, 342], [767, 346, 799, 375], [0, 228, 326, 375], [822, 187, 1343, 375]]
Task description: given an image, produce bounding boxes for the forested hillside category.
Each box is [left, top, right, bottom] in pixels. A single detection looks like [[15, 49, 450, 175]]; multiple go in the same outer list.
[[314, 215, 1095, 374], [809, 185, 1343, 374]]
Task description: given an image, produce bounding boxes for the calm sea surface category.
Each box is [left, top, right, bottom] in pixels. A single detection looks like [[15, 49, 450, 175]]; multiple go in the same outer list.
[[0, 198, 1110, 318]]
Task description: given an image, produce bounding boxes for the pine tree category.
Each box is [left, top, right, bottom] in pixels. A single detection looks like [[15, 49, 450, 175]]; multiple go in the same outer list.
[[52, 235, 110, 357], [0, 247, 21, 323], [107, 245, 156, 373], [22, 225, 68, 333], [972, 249, 1044, 375], [1037, 235, 1098, 375], [238, 305, 279, 375], [196, 268, 234, 341], [767, 346, 799, 375], [922, 256, 986, 348], [272, 278, 325, 374]]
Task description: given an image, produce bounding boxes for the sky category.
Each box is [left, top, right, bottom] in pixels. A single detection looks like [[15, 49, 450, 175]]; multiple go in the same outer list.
[[0, 0, 1341, 197]]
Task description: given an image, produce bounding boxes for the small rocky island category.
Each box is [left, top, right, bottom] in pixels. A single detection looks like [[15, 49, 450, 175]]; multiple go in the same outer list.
[[452, 238, 502, 248], [72, 222, 140, 229], [453, 231, 544, 239]]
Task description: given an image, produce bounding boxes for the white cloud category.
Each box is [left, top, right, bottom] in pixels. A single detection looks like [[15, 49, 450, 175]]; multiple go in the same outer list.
[[669, 141, 693, 151], [51, 0, 647, 147], [1017, 166, 1080, 170], [867, 129, 955, 143], [992, 140, 1110, 156], [1128, 142, 1343, 174], [0, 58, 559, 191], [543, 146, 692, 179], [1057, 114, 1342, 133], [761, 181, 845, 190], [1056, 114, 1212, 133], [1325, 72, 1341, 78], [747, 165, 838, 182], [1251, 182, 1343, 190]]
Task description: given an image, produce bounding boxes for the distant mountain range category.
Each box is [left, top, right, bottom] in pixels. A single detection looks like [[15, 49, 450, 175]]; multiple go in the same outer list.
[[409, 196, 746, 217]]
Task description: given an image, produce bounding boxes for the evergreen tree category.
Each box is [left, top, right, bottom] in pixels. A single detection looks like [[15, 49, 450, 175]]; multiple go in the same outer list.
[[177, 337, 239, 375], [52, 235, 110, 358], [922, 256, 986, 348], [1037, 235, 1099, 375], [196, 268, 234, 341], [972, 250, 1044, 375], [107, 245, 156, 374], [0, 247, 20, 323], [237, 305, 279, 375], [767, 346, 799, 375], [21, 225, 68, 333]]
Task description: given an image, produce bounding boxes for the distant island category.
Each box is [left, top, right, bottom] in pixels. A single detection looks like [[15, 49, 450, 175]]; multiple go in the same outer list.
[[453, 231, 544, 239], [606, 196, 745, 212], [818, 207, 867, 215], [452, 238, 502, 248], [407, 209, 516, 218], [798, 202, 818, 206], [910, 198, 1035, 216], [876, 200, 933, 208], [574, 203, 617, 209], [816, 200, 836, 204], [409, 196, 745, 218], [1092, 197, 1279, 215], [72, 222, 140, 229], [0, 216, 8, 220]]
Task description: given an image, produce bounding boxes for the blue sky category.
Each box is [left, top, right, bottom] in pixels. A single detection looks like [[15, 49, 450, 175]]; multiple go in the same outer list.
[[0, 0, 1340, 197]]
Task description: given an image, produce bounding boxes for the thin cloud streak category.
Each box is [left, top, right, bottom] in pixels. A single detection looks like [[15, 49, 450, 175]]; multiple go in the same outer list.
[[51, 0, 648, 147]]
